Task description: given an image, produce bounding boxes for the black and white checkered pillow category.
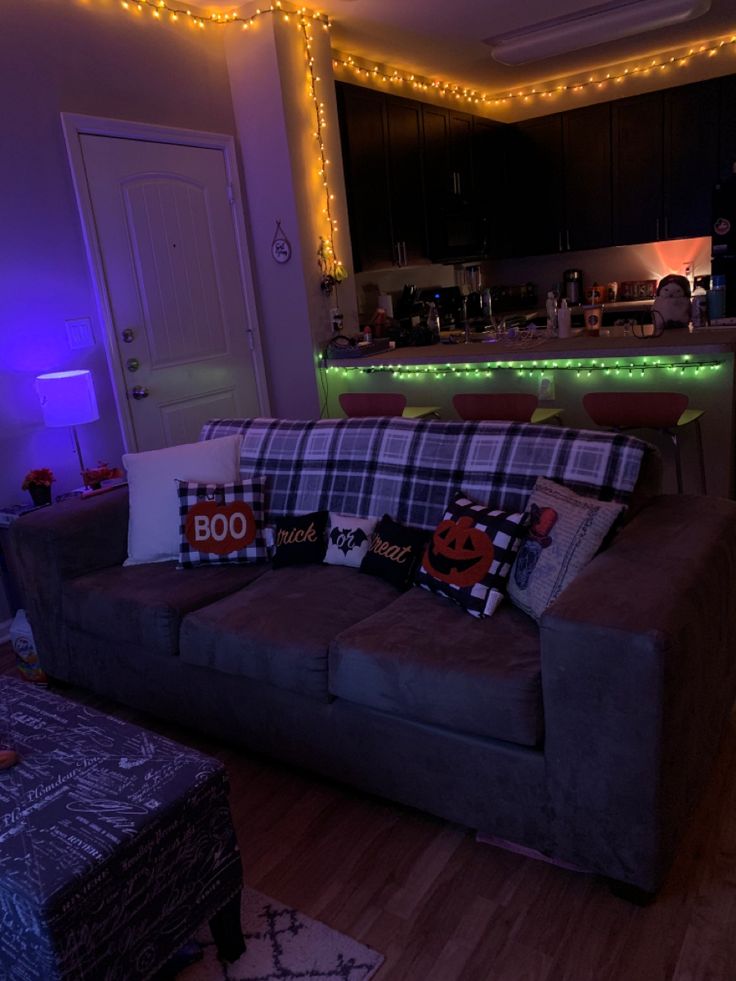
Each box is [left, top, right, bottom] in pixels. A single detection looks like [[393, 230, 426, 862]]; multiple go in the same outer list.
[[416, 493, 529, 618], [177, 479, 267, 568]]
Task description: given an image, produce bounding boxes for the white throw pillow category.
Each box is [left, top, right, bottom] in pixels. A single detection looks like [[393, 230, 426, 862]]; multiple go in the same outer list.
[[122, 434, 242, 566], [324, 513, 378, 569]]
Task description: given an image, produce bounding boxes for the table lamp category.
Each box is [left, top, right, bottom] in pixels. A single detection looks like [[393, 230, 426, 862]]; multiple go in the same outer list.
[[35, 370, 99, 479]]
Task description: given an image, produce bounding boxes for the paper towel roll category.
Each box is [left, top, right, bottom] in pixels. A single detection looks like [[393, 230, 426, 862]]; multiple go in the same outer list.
[[378, 293, 393, 318]]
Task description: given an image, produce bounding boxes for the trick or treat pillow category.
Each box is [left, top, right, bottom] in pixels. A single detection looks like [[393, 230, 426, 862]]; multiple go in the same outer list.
[[360, 514, 429, 590], [508, 476, 624, 622], [417, 493, 529, 618], [324, 513, 378, 569], [272, 510, 329, 568], [177, 478, 267, 568]]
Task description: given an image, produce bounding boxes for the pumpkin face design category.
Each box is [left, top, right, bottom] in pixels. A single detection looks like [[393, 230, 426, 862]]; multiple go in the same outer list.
[[423, 515, 493, 587], [185, 500, 256, 555]]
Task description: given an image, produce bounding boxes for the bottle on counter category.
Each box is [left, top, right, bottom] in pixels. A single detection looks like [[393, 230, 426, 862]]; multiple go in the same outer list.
[[691, 285, 708, 328], [557, 298, 571, 338], [427, 302, 441, 344], [545, 291, 558, 334], [363, 324, 372, 343], [481, 288, 493, 322]]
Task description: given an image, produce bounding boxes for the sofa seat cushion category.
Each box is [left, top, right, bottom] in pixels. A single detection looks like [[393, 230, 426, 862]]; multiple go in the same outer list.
[[179, 565, 402, 701], [63, 561, 268, 656], [329, 587, 543, 746]]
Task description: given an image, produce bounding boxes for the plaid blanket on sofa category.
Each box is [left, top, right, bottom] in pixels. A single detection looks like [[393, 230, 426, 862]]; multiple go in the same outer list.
[[200, 418, 650, 531]]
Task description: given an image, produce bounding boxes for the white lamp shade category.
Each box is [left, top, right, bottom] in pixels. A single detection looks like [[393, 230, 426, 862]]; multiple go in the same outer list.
[[36, 370, 99, 427]]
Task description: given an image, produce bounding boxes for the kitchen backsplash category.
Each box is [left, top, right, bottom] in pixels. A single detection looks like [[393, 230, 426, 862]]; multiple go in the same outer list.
[[354, 236, 711, 318]]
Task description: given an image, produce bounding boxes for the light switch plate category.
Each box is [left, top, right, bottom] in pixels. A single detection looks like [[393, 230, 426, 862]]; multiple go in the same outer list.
[[65, 318, 95, 350], [538, 375, 555, 401]]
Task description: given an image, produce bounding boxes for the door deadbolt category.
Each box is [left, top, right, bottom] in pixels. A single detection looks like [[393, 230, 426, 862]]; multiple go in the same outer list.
[[130, 386, 149, 400], [126, 358, 140, 372], [121, 328, 135, 343]]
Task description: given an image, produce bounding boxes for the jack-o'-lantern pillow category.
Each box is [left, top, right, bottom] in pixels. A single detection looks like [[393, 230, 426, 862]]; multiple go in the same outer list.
[[177, 478, 267, 568], [416, 493, 529, 618]]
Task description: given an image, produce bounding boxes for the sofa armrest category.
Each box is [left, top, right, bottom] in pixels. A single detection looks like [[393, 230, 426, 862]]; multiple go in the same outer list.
[[540, 494, 736, 890], [8, 488, 129, 675]]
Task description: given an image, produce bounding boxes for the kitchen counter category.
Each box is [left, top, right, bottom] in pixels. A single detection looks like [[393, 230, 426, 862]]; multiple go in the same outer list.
[[321, 327, 736, 498], [327, 327, 736, 369]]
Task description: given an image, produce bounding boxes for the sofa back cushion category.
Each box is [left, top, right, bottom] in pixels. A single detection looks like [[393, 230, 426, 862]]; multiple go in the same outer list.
[[200, 418, 653, 531]]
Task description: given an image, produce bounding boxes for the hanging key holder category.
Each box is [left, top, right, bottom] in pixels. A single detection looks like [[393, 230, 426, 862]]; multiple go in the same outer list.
[[271, 220, 292, 264]]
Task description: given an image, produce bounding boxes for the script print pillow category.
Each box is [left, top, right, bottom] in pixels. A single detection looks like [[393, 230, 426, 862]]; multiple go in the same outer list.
[[178, 479, 267, 568], [417, 493, 529, 618], [508, 476, 624, 622]]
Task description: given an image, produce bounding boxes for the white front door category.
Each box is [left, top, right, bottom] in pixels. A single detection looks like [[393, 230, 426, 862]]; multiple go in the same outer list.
[[75, 131, 267, 450]]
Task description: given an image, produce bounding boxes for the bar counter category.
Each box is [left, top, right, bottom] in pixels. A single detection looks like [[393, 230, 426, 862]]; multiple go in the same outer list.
[[323, 327, 736, 497]]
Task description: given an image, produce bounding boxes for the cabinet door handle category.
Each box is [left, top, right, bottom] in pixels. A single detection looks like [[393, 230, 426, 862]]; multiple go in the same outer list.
[[456, 172, 462, 195], [402, 241, 408, 266], [393, 241, 400, 266], [656, 217, 661, 240], [558, 230, 563, 252], [566, 229, 571, 251]]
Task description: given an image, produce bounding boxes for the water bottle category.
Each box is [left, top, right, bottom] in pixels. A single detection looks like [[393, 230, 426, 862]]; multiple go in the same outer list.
[[427, 302, 441, 344], [545, 291, 558, 334], [557, 299, 571, 338], [691, 286, 708, 328]]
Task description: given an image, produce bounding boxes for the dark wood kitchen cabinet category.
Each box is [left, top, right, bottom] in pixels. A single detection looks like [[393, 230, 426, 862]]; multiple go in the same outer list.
[[664, 79, 719, 239], [563, 103, 612, 251], [336, 83, 427, 271], [422, 104, 487, 260], [507, 114, 564, 257], [718, 73, 736, 182], [612, 91, 664, 245], [613, 81, 719, 245], [473, 117, 510, 258]]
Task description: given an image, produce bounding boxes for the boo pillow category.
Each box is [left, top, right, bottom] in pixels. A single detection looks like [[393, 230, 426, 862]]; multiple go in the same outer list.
[[122, 434, 242, 566], [178, 479, 267, 568]]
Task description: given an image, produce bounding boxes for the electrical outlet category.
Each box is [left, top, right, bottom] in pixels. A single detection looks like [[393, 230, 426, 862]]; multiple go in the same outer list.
[[682, 262, 694, 280], [538, 375, 555, 401]]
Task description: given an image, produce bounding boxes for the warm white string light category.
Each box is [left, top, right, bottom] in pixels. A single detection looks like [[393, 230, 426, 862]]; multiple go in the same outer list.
[[103, 0, 343, 276], [332, 33, 736, 109]]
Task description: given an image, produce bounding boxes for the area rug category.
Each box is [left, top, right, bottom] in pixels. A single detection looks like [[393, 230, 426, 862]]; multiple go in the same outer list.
[[174, 887, 384, 981]]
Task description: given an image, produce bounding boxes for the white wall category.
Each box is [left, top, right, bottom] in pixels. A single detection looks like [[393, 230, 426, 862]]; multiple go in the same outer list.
[[0, 0, 238, 508]]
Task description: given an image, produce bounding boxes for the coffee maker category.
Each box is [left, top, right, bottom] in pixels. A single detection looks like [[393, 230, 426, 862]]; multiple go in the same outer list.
[[563, 268, 583, 306]]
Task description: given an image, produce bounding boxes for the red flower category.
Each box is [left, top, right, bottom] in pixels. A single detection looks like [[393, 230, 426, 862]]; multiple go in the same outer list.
[[22, 468, 55, 490]]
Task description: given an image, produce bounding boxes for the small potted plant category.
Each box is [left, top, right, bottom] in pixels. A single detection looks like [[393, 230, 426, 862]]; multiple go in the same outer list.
[[81, 461, 123, 491], [22, 468, 55, 507]]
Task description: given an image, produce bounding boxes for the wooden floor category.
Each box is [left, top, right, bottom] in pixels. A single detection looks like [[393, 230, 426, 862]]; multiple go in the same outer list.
[[3, 644, 736, 981]]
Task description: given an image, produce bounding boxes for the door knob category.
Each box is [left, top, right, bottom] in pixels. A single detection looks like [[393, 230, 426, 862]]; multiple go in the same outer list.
[[126, 358, 140, 372], [130, 386, 149, 400]]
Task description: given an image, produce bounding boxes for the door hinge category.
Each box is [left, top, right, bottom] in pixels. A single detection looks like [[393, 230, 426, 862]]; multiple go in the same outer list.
[[247, 328, 254, 351], [227, 183, 235, 205]]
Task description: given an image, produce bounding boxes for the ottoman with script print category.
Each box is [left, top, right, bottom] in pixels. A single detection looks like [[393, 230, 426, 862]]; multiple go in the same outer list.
[[0, 678, 244, 980]]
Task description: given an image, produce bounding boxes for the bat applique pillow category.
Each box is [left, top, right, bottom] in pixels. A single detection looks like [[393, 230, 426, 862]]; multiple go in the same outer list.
[[324, 513, 378, 569]]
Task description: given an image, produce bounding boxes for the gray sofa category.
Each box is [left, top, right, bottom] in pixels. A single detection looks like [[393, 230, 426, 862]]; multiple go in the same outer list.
[[11, 416, 736, 895]]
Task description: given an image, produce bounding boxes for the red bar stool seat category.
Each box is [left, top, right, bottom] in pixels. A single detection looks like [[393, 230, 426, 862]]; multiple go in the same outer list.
[[582, 391, 706, 493], [453, 393, 538, 422], [453, 393, 563, 425], [339, 393, 407, 417]]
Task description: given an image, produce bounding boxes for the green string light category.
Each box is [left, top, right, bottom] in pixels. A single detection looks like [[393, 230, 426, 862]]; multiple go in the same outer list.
[[325, 358, 723, 378]]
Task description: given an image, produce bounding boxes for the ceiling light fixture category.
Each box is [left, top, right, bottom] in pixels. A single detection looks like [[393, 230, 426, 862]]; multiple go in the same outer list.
[[484, 0, 711, 66]]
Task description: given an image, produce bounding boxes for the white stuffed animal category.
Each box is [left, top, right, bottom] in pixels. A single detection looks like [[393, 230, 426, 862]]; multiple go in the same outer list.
[[652, 274, 692, 329]]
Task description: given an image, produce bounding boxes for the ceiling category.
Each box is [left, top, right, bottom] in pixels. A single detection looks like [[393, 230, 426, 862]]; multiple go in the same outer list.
[[220, 0, 736, 119]]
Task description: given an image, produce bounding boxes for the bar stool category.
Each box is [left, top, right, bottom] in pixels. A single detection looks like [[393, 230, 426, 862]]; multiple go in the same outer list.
[[339, 393, 441, 419], [339, 393, 406, 417], [582, 392, 706, 493], [452, 393, 564, 425]]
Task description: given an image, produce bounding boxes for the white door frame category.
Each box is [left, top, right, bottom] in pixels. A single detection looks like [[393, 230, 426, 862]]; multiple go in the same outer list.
[[61, 112, 270, 452]]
